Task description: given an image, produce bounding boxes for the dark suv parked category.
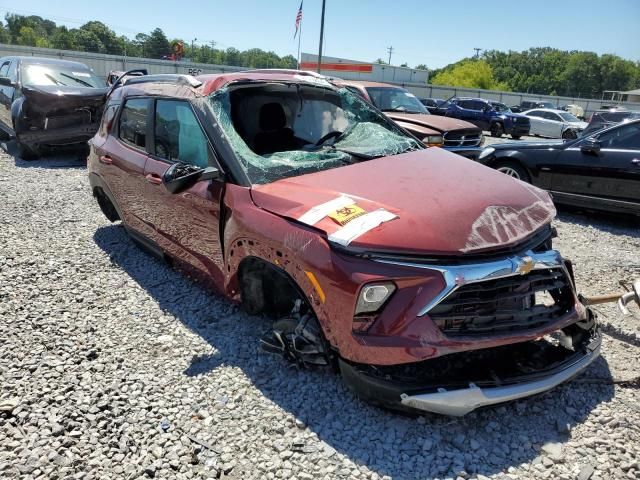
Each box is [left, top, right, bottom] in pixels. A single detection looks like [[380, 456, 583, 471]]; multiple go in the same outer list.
[[445, 98, 530, 138], [0, 56, 107, 159]]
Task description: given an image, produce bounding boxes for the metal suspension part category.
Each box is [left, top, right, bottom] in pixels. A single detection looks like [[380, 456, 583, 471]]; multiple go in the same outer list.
[[260, 300, 329, 367]]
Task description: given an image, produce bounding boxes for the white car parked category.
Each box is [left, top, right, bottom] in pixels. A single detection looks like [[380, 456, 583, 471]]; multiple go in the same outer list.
[[523, 108, 588, 139]]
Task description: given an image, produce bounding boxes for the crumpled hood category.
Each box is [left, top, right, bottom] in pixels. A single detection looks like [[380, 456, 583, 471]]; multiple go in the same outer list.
[[251, 148, 556, 255], [22, 84, 108, 115], [385, 112, 479, 135]]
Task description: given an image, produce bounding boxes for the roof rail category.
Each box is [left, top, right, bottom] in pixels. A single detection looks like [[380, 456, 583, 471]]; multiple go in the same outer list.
[[241, 68, 328, 79], [108, 71, 202, 96], [124, 74, 203, 88]]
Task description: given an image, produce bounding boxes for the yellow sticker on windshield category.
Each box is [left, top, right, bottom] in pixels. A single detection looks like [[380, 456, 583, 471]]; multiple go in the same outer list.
[[328, 204, 366, 226]]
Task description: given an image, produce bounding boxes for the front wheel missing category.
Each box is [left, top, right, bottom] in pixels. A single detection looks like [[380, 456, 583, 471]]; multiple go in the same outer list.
[[260, 300, 331, 368]]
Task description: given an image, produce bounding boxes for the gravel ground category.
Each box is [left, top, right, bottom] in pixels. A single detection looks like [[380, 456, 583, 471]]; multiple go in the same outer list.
[[1, 142, 639, 480]]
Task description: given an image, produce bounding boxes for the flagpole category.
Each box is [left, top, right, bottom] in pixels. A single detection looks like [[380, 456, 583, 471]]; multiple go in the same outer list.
[[297, 12, 303, 68], [317, 0, 326, 73]]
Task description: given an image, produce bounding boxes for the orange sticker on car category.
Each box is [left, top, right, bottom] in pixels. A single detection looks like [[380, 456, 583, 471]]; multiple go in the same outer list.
[[328, 204, 366, 226]]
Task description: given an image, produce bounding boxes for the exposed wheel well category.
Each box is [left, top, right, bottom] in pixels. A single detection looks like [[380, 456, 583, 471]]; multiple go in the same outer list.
[[93, 186, 120, 222], [237, 256, 305, 316]]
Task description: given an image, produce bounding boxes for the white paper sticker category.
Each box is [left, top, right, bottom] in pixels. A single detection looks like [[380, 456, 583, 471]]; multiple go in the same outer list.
[[328, 209, 398, 246], [72, 71, 91, 77], [298, 195, 355, 226]]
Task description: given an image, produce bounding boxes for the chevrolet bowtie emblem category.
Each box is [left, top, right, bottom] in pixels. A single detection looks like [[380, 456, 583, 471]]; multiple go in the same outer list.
[[516, 256, 535, 275]]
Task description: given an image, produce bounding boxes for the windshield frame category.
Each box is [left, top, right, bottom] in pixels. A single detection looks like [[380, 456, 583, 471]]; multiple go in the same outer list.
[[21, 62, 105, 88], [204, 80, 425, 186]]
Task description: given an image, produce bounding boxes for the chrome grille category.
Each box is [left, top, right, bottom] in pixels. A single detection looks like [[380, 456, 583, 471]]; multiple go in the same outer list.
[[443, 129, 482, 147], [429, 268, 573, 336]]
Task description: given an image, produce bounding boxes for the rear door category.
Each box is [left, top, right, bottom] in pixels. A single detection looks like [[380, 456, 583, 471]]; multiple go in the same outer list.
[[550, 122, 640, 210], [143, 98, 226, 285], [95, 97, 154, 238]]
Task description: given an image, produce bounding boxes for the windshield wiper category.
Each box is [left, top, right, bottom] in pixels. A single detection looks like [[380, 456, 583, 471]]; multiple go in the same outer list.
[[59, 72, 94, 88], [44, 73, 67, 86]]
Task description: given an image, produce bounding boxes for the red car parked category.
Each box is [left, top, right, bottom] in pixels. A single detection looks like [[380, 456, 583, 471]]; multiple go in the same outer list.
[[88, 70, 600, 415]]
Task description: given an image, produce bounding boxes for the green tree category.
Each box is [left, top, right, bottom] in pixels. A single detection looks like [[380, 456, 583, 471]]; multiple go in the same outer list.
[[80, 21, 121, 54], [70, 29, 104, 53], [415, 64, 427, 70], [51, 26, 76, 50], [431, 60, 509, 90], [17, 26, 38, 46], [145, 28, 170, 58]]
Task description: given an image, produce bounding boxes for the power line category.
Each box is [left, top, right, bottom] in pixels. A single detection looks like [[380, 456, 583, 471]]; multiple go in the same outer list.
[[387, 46, 394, 65]]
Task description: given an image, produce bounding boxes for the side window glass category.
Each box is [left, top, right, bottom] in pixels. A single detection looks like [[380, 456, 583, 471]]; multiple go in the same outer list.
[[119, 98, 149, 150], [0, 61, 10, 77], [598, 124, 640, 150], [155, 100, 210, 168], [7, 61, 17, 81]]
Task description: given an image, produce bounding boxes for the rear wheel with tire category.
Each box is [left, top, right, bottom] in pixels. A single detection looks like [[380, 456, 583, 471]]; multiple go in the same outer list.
[[17, 140, 41, 160], [511, 134, 521, 139], [490, 122, 504, 138], [494, 161, 530, 183]]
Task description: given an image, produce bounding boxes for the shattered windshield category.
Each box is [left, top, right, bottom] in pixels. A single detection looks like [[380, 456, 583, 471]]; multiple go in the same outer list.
[[22, 64, 105, 88], [365, 87, 428, 114], [207, 83, 422, 184]]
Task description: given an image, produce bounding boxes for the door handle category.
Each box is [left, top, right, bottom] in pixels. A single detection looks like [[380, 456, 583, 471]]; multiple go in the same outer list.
[[145, 173, 163, 185], [99, 155, 113, 165]]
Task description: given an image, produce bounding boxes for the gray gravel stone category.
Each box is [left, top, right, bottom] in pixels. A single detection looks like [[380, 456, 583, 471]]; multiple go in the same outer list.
[[0, 146, 639, 480]]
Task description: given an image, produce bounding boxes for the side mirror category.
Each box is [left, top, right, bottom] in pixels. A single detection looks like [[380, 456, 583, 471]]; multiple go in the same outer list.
[[0, 76, 13, 87], [580, 138, 601, 154], [163, 163, 220, 194]]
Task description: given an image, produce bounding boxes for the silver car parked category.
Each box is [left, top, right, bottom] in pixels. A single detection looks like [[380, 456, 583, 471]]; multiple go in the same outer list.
[[523, 108, 588, 140]]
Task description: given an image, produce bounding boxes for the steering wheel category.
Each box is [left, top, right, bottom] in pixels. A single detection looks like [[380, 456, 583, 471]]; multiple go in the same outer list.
[[315, 130, 343, 147]]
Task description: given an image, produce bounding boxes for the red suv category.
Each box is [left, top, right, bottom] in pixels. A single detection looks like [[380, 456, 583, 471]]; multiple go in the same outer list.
[[88, 70, 600, 415]]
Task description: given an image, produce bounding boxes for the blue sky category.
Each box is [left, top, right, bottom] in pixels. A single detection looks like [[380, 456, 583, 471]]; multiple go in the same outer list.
[[7, 0, 640, 68]]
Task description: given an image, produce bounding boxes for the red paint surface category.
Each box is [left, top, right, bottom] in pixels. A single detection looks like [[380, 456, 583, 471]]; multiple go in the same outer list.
[[299, 62, 373, 73]]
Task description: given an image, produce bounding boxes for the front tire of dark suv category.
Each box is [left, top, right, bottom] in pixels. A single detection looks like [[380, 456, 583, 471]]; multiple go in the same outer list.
[[17, 140, 41, 160], [490, 122, 504, 138]]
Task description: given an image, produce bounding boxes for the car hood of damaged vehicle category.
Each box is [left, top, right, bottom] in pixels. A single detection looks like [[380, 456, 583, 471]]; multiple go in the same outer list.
[[250, 148, 556, 256]]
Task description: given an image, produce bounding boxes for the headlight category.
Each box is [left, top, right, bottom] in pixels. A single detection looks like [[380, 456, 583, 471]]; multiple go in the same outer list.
[[423, 135, 444, 146], [355, 282, 396, 314], [478, 147, 495, 160]]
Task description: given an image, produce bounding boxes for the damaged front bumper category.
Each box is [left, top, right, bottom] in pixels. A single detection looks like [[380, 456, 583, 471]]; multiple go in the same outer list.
[[18, 123, 100, 146], [442, 145, 483, 159], [340, 323, 601, 416], [400, 331, 600, 416]]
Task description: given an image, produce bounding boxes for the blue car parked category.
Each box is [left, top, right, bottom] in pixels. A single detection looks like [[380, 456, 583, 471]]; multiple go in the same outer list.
[[445, 97, 530, 139]]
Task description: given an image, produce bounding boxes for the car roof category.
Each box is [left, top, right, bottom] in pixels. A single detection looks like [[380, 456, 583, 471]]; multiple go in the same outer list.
[[2, 56, 92, 70], [524, 108, 566, 113], [456, 97, 489, 102], [197, 69, 337, 96]]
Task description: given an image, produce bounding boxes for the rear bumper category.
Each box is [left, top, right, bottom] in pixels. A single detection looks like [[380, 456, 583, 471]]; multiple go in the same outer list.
[[400, 332, 600, 415], [18, 122, 100, 145], [506, 124, 530, 136]]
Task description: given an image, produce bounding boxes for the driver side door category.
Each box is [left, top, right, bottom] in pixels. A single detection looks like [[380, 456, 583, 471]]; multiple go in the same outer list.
[[143, 98, 227, 287], [550, 123, 640, 212]]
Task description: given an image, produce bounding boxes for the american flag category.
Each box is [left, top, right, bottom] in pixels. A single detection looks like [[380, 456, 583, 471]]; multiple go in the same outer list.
[[294, 1, 303, 38]]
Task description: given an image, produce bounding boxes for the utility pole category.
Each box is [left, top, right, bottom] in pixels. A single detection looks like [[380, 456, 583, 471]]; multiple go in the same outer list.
[[191, 37, 198, 59], [473, 47, 482, 59], [317, 0, 326, 73], [387, 46, 394, 65]]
